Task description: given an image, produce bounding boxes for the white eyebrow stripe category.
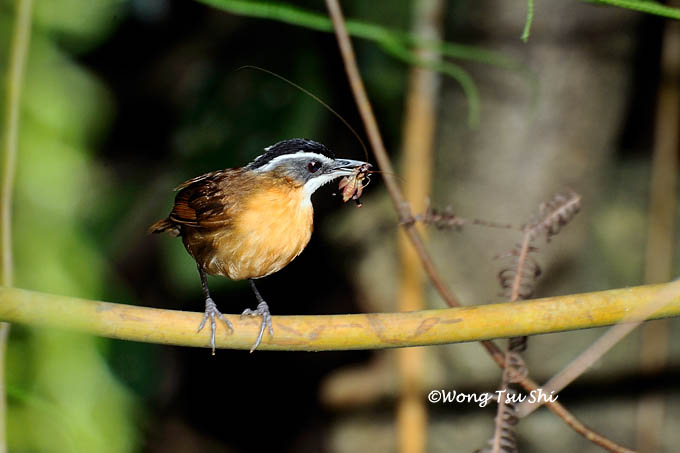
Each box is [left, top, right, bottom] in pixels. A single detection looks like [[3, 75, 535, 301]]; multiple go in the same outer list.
[[253, 152, 334, 172]]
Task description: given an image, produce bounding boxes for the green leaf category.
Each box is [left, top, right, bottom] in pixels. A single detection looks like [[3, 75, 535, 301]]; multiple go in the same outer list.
[[582, 0, 680, 19], [196, 0, 535, 127]]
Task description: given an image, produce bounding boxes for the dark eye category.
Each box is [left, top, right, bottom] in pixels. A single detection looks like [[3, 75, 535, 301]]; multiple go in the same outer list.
[[307, 161, 322, 173]]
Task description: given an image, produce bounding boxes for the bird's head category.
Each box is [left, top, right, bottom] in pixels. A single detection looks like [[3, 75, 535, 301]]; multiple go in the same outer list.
[[247, 138, 370, 198]]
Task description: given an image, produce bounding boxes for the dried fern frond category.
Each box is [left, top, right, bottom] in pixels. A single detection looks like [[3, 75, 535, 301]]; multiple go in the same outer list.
[[525, 190, 581, 242], [498, 190, 581, 303], [475, 389, 520, 453], [415, 205, 467, 230], [508, 335, 527, 354], [478, 190, 581, 453], [504, 349, 528, 382], [415, 202, 518, 232], [497, 245, 542, 301]]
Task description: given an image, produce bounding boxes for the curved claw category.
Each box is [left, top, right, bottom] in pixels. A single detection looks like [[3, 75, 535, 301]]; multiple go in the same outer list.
[[198, 297, 233, 355], [241, 301, 274, 352]]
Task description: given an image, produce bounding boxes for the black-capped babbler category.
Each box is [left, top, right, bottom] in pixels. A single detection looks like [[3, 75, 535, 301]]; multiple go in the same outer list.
[[149, 138, 369, 353]]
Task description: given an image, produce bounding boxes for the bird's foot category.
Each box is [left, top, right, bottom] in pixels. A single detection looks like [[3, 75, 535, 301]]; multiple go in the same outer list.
[[197, 297, 233, 355], [241, 301, 274, 353]]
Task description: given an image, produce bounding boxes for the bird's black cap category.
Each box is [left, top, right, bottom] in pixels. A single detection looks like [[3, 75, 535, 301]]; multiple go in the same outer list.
[[248, 139, 334, 169]]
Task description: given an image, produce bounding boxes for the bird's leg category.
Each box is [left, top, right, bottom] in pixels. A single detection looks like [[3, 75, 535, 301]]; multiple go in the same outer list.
[[196, 266, 233, 355], [241, 279, 274, 353]]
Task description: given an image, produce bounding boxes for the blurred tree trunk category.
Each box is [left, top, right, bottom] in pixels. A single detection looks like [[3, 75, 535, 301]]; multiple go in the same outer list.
[[636, 11, 680, 453]]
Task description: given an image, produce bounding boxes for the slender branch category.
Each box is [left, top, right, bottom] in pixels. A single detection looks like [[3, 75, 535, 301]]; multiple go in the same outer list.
[[494, 364, 635, 452], [1, 282, 679, 352], [323, 0, 462, 310], [1, 0, 33, 451], [539, 394, 636, 453], [517, 280, 680, 419], [1, 0, 31, 286]]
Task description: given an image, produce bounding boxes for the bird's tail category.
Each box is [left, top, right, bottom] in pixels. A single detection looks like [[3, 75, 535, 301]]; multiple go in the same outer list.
[[147, 218, 180, 237]]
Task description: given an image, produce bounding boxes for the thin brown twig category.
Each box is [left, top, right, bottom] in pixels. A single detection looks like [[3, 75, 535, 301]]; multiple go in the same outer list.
[[323, 2, 634, 451], [324, 0, 461, 310], [414, 206, 520, 231], [482, 340, 634, 452], [517, 280, 680, 420]]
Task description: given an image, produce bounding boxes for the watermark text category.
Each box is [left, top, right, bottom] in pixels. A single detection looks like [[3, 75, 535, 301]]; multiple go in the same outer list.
[[427, 389, 557, 407]]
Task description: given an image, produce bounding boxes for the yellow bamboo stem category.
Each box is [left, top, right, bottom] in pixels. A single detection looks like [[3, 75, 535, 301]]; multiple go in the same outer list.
[[0, 283, 678, 351], [396, 1, 444, 452]]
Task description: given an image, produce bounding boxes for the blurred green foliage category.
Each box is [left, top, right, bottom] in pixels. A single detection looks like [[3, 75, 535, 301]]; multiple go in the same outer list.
[[2, 0, 139, 451]]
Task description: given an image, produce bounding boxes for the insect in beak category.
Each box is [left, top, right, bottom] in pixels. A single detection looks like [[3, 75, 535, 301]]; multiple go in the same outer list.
[[338, 162, 372, 207]]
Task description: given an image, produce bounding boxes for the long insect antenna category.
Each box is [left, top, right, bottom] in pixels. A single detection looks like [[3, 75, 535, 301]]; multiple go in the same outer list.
[[236, 65, 370, 162], [367, 169, 405, 183]]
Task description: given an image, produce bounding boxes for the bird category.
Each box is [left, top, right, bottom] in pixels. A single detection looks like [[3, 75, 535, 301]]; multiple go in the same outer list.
[[148, 138, 369, 354]]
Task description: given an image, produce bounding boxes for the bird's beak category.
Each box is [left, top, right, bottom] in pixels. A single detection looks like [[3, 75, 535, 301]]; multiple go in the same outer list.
[[329, 159, 371, 176]]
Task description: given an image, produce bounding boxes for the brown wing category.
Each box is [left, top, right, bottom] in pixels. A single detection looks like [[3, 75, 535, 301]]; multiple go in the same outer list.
[[169, 169, 243, 228]]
